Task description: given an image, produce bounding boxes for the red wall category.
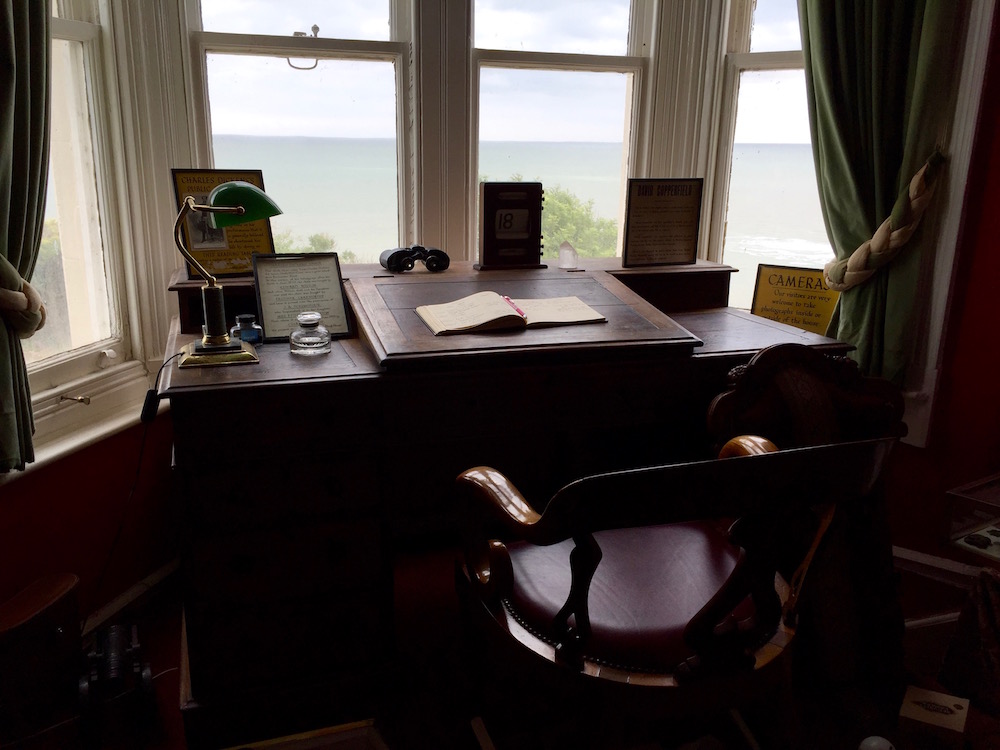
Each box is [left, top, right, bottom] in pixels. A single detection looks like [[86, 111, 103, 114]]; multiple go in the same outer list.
[[0, 412, 178, 614], [933, 14, 1000, 485], [885, 8, 1000, 550]]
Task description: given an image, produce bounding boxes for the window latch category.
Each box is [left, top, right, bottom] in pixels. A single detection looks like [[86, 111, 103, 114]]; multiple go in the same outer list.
[[288, 25, 320, 71], [60, 395, 91, 406]]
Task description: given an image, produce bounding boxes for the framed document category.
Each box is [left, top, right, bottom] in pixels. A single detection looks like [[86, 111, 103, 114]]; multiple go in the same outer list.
[[622, 178, 703, 267], [172, 169, 276, 279], [751, 264, 840, 335], [252, 252, 351, 342]]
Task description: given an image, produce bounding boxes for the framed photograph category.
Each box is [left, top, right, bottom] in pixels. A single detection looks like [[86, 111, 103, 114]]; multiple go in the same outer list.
[[252, 252, 351, 343], [622, 178, 703, 267], [172, 169, 276, 279]]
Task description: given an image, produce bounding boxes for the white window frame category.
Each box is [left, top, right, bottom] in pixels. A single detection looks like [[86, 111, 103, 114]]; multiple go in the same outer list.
[[27, 12, 152, 455], [708, 43, 806, 262], [469, 54, 648, 257], [184, 7, 415, 249], [468, 1, 651, 257]]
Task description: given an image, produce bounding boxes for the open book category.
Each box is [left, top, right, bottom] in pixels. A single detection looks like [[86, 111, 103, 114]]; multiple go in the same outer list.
[[415, 291, 607, 335]]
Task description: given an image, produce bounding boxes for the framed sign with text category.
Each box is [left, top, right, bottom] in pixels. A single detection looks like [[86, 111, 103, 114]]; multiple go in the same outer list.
[[172, 169, 276, 279], [252, 252, 351, 342], [751, 264, 840, 335], [622, 178, 702, 267]]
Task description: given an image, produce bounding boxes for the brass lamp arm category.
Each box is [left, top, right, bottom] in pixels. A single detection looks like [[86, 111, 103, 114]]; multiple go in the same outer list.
[[173, 196, 246, 286]]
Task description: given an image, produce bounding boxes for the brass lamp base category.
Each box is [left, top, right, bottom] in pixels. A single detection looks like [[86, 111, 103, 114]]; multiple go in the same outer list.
[[178, 339, 260, 368]]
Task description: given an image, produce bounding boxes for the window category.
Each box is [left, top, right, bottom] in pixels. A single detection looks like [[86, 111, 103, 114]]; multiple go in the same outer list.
[[27, 37, 113, 367], [191, 3, 406, 264], [714, 0, 829, 310], [24, 0, 982, 459], [26, 7, 150, 450], [187, 1, 649, 264], [474, 0, 637, 260]]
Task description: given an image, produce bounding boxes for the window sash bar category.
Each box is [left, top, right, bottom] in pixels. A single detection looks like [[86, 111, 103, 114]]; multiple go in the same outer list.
[[728, 50, 805, 71], [193, 30, 405, 61], [475, 48, 645, 74], [51, 16, 100, 42]]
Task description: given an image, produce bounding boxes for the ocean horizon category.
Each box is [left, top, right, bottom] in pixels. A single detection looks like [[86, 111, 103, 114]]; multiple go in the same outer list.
[[213, 135, 830, 308]]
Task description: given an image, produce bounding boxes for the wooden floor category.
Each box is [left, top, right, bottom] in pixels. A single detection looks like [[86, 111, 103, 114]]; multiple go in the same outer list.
[[7, 548, 1000, 750]]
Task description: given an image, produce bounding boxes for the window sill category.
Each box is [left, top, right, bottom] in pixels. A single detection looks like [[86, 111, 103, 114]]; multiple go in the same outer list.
[[1, 362, 160, 483]]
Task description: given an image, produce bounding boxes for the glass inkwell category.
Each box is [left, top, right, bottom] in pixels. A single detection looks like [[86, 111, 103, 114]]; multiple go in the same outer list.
[[289, 311, 331, 356], [229, 314, 263, 347]]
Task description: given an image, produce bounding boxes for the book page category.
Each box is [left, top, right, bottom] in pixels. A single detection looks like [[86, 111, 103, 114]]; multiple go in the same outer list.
[[514, 296, 607, 327], [415, 291, 522, 334]]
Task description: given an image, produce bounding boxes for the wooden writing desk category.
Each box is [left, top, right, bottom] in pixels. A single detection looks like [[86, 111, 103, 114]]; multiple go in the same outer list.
[[347, 267, 700, 367], [160, 260, 846, 745]]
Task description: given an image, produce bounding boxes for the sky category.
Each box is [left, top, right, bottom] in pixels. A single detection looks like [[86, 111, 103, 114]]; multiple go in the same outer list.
[[200, 0, 810, 144]]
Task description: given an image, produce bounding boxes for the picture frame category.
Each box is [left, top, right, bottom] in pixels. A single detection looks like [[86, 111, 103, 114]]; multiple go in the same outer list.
[[252, 252, 351, 343], [172, 168, 276, 279], [622, 178, 703, 267]]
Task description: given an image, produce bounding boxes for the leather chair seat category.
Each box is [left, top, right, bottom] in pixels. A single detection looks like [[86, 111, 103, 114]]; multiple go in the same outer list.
[[504, 521, 748, 673]]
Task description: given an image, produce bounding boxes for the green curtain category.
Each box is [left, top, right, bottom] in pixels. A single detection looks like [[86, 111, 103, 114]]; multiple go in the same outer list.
[[798, 0, 960, 383], [1, 0, 49, 472]]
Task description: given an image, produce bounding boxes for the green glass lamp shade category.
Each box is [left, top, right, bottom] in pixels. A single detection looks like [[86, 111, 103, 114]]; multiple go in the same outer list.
[[208, 181, 282, 228]]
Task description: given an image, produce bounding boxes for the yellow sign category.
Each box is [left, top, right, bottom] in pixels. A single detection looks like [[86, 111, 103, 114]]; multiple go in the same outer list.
[[751, 265, 840, 335]]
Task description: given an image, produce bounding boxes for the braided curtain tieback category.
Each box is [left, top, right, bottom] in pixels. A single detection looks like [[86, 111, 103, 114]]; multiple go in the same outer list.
[[0, 255, 45, 338], [823, 150, 945, 293]]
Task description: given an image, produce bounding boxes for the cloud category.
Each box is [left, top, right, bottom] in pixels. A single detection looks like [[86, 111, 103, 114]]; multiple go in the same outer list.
[[479, 68, 628, 142], [200, 0, 389, 40], [207, 54, 397, 138], [733, 70, 811, 144], [475, 0, 629, 54]]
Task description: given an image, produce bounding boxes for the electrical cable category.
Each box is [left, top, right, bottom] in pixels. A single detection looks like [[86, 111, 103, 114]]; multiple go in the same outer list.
[[91, 353, 182, 616], [21, 351, 181, 750]]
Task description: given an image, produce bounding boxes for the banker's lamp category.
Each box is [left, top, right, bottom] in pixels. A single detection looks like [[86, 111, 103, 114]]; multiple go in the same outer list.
[[173, 181, 282, 367]]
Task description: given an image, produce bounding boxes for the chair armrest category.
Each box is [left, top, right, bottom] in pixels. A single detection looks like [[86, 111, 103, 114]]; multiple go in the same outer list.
[[455, 467, 533, 602], [0, 574, 79, 636], [457, 435, 778, 548], [718, 435, 778, 457], [456, 466, 550, 542]]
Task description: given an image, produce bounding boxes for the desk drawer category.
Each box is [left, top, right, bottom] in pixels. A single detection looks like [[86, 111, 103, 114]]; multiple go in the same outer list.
[[184, 593, 389, 701], [184, 519, 385, 605], [180, 459, 380, 532], [170, 382, 382, 471]]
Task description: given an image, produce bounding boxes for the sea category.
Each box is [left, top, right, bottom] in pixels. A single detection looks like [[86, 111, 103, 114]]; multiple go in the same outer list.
[[214, 135, 831, 309]]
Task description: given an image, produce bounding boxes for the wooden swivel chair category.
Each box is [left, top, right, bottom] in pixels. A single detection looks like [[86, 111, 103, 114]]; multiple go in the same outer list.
[[709, 343, 909, 721], [454, 344, 906, 748], [706, 342, 906, 452]]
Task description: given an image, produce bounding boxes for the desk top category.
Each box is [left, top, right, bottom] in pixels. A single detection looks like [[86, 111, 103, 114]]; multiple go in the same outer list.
[[159, 262, 846, 396], [347, 266, 701, 368]]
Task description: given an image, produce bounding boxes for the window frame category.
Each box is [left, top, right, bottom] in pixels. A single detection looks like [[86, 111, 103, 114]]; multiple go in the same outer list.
[[707, 48, 805, 265], [184, 4, 414, 255], [28, 13, 151, 451], [469, 50, 649, 258]]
